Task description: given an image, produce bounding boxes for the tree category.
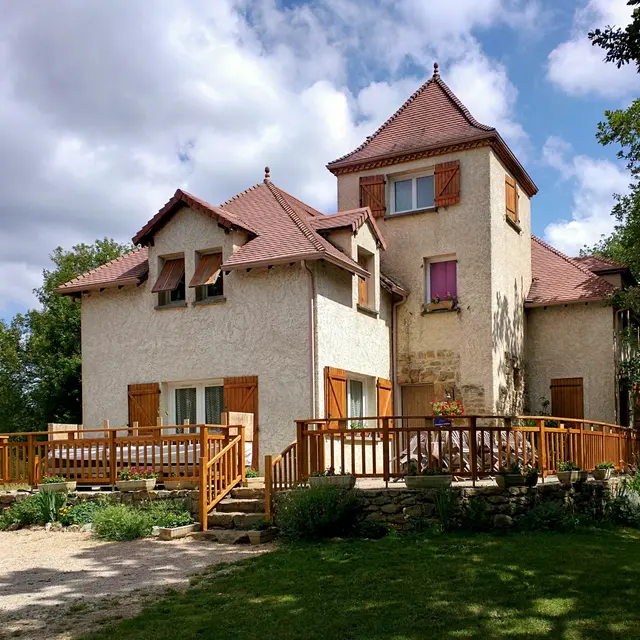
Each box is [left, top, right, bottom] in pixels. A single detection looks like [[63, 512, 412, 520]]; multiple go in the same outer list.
[[589, 0, 640, 71], [0, 320, 29, 433]]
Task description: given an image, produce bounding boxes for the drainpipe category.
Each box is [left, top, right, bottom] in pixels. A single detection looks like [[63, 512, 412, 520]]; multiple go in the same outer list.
[[303, 261, 318, 418], [392, 297, 408, 415]]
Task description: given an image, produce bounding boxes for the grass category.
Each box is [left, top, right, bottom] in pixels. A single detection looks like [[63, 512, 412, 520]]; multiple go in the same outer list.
[[86, 529, 640, 640]]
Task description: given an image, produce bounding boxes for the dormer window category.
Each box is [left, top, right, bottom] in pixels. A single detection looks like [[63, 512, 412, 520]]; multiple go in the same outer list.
[[390, 173, 435, 215], [152, 256, 186, 307], [191, 251, 224, 302]]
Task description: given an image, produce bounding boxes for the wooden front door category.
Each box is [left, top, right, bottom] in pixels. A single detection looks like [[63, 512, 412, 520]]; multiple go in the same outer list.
[[223, 376, 259, 468], [128, 383, 160, 435], [401, 384, 435, 427]]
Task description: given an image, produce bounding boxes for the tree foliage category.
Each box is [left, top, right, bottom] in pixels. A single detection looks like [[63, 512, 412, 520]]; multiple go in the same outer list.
[[588, 0, 640, 71], [0, 239, 129, 433]]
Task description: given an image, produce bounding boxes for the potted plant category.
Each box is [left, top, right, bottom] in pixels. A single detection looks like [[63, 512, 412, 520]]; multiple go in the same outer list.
[[157, 512, 200, 540], [430, 401, 464, 417], [593, 462, 615, 481], [116, 467, 158, 491], [247, 519, 277, 545], [404, 464, 452, 489], [309, 467, 356, 489], [495, 464, 538, 489], [245, 467, 264, 486], [424, 292, 457, 313], [38, 474, 77, 493], [557, 461, 588, 485], [163, 473, 198, 491]]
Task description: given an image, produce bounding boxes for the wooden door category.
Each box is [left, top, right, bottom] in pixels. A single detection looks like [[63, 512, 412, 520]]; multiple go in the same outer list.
[[402, 384, 435, 427], [128, 383, 160, 435], [550, 378, 584, 420], [224, 376, 259, 467]]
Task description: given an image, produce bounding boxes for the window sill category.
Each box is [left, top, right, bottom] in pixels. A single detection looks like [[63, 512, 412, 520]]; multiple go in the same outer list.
[[384, 206, 437, 220], [154, 302, 187, 311], [193, 296, 227, 307], [357, 304, 379, 318], [505, 215, 522, 234], [422, 301, 459, 315]]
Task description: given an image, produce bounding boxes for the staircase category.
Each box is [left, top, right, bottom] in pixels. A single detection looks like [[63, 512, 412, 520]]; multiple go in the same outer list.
[[197, 482, 267, 544]]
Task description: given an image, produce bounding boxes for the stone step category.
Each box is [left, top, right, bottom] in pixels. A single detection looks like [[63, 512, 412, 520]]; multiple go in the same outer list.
[[232, 487, 265, 499], [190, 530, 250, 544], [217, 498, 265, 513], [207, 511, 265, 530]]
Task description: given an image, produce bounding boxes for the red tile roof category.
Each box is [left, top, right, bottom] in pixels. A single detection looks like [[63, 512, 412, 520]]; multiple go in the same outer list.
[[309, 207, 387, 250], [56, 247, 149, 294], [327, 64, 537, 197], [527, 237, 615, 307], [572, 255, 627, 273]]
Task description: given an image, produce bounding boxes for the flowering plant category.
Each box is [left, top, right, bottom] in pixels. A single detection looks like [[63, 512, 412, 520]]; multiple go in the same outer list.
[[431, 401, 464, 416], [431, 292, 457, 304], [117, 467, 158, 481], [41, 474, 67, 484], [310, 466, 350, 477], [407, 463, 449, 477]]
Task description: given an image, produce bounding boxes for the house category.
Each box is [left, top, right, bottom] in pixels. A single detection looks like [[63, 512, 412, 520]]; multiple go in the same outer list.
[[57, 63, 633, 466]]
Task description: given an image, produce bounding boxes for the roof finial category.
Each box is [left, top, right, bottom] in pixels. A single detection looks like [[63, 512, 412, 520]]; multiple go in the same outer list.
[[264, 166, 271, 183], [433, 62, 439, 78]]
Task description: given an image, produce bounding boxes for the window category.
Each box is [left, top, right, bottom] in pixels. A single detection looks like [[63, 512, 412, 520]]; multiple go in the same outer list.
[[170, 382, 224, 432], [348, 378, 365, 428], [152, 256, 186, 307], [391, 173, 435, 214], [190, 252, 224, 302], [425, 259, 457, 303]]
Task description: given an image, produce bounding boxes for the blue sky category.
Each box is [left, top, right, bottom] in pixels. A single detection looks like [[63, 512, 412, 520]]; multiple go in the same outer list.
[[0, 0, 638, 323]]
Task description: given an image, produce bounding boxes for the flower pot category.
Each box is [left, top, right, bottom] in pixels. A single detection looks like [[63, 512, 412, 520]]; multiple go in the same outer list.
[[248, 527, 277, 545], [404, 475, 452, 489], [593, 469, 613, 481], [116, 478, 157, 492], [526, 474, 539, 488], [309, 475, 356, 489], [495, 474, 527, 489], [557, 470, 588, 485], [38, 481, 76, 493], [163, 480, 198, 491], [424, 300, 455, 313], [157, 523, 200, 541]]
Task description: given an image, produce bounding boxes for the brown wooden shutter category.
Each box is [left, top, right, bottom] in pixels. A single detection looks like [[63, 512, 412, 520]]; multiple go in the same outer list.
[[128, 383, 160, 434], [357, 254, 368, 307], [359, 175, 386, 218], [152, 258, 185, 293], [224, 376, 259, 466], [505, 175, 518, 222], [434, 160, 460, 207], [189, 253, 222, 287], [324, 366, 347, 429], [551, 378, 584, 420], [402, 384, 435, 428], [377, 377, 393, 416]]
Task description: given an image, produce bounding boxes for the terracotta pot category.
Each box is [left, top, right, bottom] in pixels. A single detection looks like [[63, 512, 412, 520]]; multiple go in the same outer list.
[[557, 470, 588, 485], [38, 481, 76, 493], [404, 475, 452, 489], [116, 478, 157, 492], [309, 475, 356, 489], [593, 468, 613, 481], [163, 480, 198, 491], [495, 474, 527, 489]]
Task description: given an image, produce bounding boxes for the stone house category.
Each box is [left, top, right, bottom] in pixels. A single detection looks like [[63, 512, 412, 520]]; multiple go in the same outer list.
[[58, 64, 633, 464]]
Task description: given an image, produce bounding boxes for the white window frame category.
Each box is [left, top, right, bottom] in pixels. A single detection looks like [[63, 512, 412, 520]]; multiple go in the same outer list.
[[167, 379, 224, 432], [424, 255, 457, 304], [389, 171, 435, 215], [347, 374, 367, 429]]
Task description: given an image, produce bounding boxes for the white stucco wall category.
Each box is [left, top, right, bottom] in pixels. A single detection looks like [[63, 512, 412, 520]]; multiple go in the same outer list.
[[489, 152, 532, 413], [81, 206, 312, 461], [525, 304, 616, 423]]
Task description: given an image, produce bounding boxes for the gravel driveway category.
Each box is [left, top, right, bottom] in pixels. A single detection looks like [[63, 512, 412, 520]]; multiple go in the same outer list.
[[0, 529, 270, 639]]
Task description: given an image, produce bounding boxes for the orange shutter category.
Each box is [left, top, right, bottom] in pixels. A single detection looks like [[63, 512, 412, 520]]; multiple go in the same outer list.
[[505, 175, 518, 222], [359, 175, 386, 218], [550, 378, 584, 420], [358, 255, 368, 307], [128, 383, 160, 434], [189, 253, 222, 287], [151, 258, 185, 292], [434, 160, 460, 207], [324, 367, 347, 429], [224, 376, 259, 467], [377, 377, 393, 435]]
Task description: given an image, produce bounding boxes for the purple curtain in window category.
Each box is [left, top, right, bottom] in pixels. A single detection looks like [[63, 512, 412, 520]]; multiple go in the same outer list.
[[430, 261, 457, 299]]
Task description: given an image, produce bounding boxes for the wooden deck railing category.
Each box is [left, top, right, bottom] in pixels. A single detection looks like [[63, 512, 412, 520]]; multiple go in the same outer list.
[[264, 415, 640, 517]]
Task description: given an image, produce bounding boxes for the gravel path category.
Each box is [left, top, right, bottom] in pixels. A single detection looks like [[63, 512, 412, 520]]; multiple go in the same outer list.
[[0, 529, 270, 639]]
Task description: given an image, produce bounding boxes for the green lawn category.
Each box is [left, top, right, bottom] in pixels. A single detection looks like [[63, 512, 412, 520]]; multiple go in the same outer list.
[[87, 529, 640, 640]]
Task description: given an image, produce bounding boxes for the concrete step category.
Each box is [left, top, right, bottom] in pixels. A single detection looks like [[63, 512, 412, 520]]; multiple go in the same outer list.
[[190, 530, 250, 544], [232, 487, 265, 499], [217, 498, 265, 513], [207, 511, 265, 530]]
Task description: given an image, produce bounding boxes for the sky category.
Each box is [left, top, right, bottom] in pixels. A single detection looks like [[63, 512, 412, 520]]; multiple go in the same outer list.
[[0, 0, 637, 321]]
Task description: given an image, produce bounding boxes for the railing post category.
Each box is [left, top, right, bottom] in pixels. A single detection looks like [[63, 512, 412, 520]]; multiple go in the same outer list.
[[0, 437, 8, 482], [296, 421, 307, 481], [240, 425, 246, 486], [264, 454, 273, 521], [382, 417, 390, 486], [469, 417, 478, 487], [27, 433, 35, 487], [199, 456, 208, 532], [579, 421, 585, 471], [33, 455, 41, 486], [107, 421, 116, 485], [537, 419, 547, 479]]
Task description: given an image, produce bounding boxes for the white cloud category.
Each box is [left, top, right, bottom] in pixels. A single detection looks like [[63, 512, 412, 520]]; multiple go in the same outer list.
[[542, 136, 629, 255], [0, 0, 536, 311], [547, 0, 640, 98]]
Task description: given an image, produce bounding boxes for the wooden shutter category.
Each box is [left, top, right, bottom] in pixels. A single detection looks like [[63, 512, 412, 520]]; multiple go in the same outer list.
[[224, 376, 259, 466], [434, 160, 460, 207], [551, 378, 584, 420], [402, 384, 435, 428], [359, 175, 386, 218], [128, 383, 160, 435], [189, 253, 222, 287], [357, 255, 368, 306], [151, 258, 185, 293], [324, 366, 347, 429], [505, 175, 518, 222]]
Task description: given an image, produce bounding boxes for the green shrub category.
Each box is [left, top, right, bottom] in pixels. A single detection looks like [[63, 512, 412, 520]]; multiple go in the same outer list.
[[517, 502, 580, 532], [245, 468, 260, 479], [355, 519, 390, 539], [276, 486, 365, 541], [608, 494, 640, 527], [35, 491, 67, 524], [433, 487, 459, 532], [92, 505, 154, 541], [142, 501, 193, 527], [58, 501, 105, 526], [0, 496, 41, 530]]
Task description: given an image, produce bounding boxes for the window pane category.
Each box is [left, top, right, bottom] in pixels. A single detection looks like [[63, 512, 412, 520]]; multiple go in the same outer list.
[[416, 175, 434, 209], [445, 261, 457, 298], [430, 260, 457, 300], [349, 379, 364, 421], [175, 388, 197, 426], [170, 272, 186, 302], [394, 179, 412, 212], [205, 386, 224, 424]]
